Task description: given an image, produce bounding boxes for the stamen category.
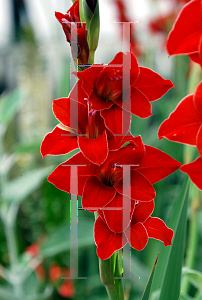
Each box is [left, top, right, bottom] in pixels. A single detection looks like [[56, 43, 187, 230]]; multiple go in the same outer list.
[[57, 123, 78, 135]]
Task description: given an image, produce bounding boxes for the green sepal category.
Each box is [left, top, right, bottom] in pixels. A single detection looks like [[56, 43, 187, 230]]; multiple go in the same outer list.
[[79, 0, 85, 23], [82, 0, 100, 52]]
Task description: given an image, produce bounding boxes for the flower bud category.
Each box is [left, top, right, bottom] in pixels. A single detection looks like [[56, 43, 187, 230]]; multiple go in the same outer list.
[[82, 0, 100, 53]]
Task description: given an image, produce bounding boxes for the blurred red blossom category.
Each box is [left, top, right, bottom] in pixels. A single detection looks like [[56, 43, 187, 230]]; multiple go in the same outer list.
[[113, 0, 141, 57]]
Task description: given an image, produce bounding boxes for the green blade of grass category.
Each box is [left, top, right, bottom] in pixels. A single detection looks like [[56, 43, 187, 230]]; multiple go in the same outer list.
[[151, 178, 189, 292], [141, 254, 159, 300], [159, 179, 189, 300]]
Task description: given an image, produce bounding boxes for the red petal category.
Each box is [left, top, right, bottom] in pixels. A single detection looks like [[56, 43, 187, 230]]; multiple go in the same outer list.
[[101, 104, 131, 135], [134, 67, 174, 101], [48, 152, 91, 196], [166, 0, 202, 55], [108, 134, 144, 151], [131, 87, 152, 118], [193, 80, 202, 113], [197, 125, 202, 157], [53, 84, 88, 131], [189, 52, 202, 68], [125, 222, 148, 250], [180, 157, 202, 190], [78, 130, 108, 165], [88, 90, 113, 110], [111, 141, 145, 165], [144, 217, 174, 246], [136, 145, 181, 184], [115, 170, 156, 201], [109, 52, 140, 85], [130, 170, 156, 201], [131, 200, 154, 225], [103, 193, 135, 233], [82, 176, 116, 211], [94, 216, 127, 260], [158, 95, 202, 145], [108, 131, 134, 150], [74, 66, 104, 96], [40, 126, 78, 158]]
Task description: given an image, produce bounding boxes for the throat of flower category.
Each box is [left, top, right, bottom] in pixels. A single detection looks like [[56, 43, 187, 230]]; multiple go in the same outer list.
[[101, 162, 122, 187], [86, 114, 99, 139]]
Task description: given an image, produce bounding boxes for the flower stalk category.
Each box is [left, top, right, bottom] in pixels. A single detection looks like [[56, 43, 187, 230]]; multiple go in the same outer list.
[[99, 255, 119, 300]]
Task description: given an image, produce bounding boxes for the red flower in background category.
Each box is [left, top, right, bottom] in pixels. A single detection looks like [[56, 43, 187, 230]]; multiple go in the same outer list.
[[49, 265, 75, 298], [158, 81, 202, 190], [25, 243, 40, 257], [158, 81, 202, 156], [55, 0, 89, 65], [113, 0, 141, 57], [75, 52, 174, 134], [149, 11, 177, 35], [181, 157, 202, 190], [166, 0, 202, 67], [94, 200, 174, 260], [58, 282, 75, 298], [48, 136, 181, 211]]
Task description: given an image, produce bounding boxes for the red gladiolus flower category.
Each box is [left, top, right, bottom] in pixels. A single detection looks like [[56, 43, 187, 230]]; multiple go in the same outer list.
[[113, 0, 141, 57], [94, 201, 174, 260], [49, 264, 62, 283], [58, 282, 75, 298], [166, 0, 202, 67], [48, 136, 181, 211], [41, 81, 111, 166], [55, 0, 89, 66], [181, 157, 202, 190], [25, 243, 40, 257], [158, 81, 202, 157], [149, 11, 177, 35], [74, 51, 174, 135]]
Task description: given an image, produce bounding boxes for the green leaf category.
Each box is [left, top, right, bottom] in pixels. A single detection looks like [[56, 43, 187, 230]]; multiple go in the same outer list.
[[41, 217, 94, 257], [159, 180, 189, 300], [0, 90, 24, 126], [182, 267, 202, 292], [22, 270, 39, 296], [141, 254, 159, 300], [151, 179, 189, 292], [2, 167, 52, 203], [179, 293, 195, 300], [0, 286, 19, 300]]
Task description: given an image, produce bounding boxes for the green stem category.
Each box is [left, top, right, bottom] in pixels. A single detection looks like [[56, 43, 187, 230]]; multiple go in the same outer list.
[[4, 221, 18, 270], [89, 50, 95, 64], [114, 251, 125, 300], [99, 255, 119, 300]]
